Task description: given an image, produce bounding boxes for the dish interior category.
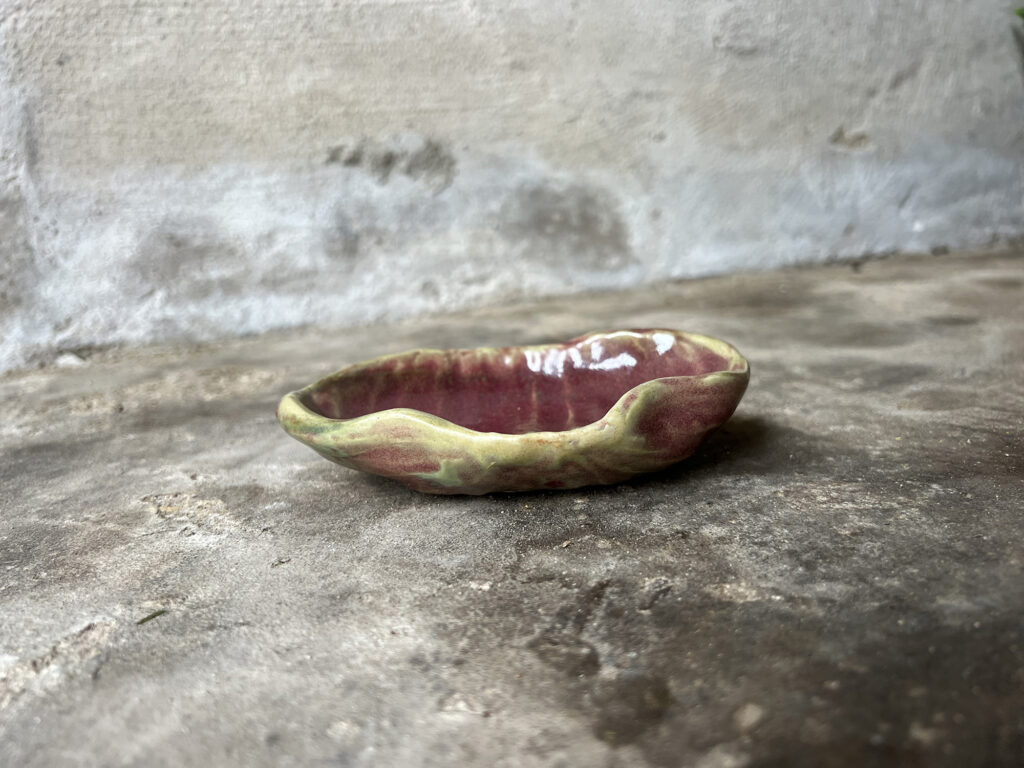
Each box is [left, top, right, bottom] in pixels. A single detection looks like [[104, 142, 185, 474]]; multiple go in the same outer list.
[[301, 331, 743, 434]]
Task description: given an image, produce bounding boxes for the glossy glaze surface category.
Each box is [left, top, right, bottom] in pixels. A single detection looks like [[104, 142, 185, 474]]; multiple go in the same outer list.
[[304, 331, 740, 434], [278, 329, 749, 494]]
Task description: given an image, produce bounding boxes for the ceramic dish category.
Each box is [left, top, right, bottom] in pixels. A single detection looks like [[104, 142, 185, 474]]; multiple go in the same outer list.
[[277, 329, 749, 495]]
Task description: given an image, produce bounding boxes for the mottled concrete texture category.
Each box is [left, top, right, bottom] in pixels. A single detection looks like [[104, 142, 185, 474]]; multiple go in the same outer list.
[[2, 1, 1024, 371], [1, 251, 1022, 767]]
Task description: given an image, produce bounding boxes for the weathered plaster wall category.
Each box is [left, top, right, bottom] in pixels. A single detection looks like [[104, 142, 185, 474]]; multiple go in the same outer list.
[[1, 0, 1023, 371]]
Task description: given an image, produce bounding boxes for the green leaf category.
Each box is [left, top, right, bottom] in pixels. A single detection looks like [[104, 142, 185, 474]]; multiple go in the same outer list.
[[1017, 7, 1024, 21]]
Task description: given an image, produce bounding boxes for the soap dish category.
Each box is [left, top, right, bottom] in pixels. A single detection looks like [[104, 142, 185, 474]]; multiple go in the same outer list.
[[277, 329, 749, 495]]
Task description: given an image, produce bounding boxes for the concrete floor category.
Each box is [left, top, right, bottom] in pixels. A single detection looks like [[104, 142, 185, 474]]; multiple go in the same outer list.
[[1, 250, 1022, 767]]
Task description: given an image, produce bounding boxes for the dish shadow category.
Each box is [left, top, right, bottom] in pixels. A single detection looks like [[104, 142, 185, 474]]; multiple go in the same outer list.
[[648, 413, 777, 483]]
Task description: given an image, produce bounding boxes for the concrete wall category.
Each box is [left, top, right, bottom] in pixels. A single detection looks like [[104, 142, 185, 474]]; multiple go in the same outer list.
[[2, 0, 1023, 372]]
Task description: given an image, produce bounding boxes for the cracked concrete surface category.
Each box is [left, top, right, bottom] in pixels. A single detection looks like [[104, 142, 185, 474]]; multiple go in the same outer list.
[[1, 250, 1023, 767]]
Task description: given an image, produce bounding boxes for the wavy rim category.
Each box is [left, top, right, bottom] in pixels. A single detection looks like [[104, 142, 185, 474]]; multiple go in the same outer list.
[[277, 330, 749, 445]]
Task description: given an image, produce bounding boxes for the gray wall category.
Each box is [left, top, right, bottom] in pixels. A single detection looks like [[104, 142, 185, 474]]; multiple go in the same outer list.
[[2, 0, 1023, 371]]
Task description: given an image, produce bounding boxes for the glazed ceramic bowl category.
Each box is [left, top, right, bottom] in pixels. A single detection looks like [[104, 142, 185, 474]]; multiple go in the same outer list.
[[277, 329, 749, 495]]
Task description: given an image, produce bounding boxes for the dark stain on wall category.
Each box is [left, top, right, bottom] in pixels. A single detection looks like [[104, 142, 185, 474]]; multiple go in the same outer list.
[[324, 209, 362, 262], [499, 181, 635, 271], [133, 218, 243, 305], [0, 195, 34, 318], [326, 136, 457, 192]]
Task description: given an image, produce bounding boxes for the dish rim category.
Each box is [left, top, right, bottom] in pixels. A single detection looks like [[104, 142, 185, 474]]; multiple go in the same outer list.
[[277, 328, 750, 442]]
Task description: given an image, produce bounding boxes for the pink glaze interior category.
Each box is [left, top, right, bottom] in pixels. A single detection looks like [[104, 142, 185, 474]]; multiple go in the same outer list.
[[301, 331, 743, 434]]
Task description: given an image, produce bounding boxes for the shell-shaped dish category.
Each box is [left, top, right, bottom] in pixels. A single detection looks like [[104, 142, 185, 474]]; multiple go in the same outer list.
[[277, 329, 750, 495]]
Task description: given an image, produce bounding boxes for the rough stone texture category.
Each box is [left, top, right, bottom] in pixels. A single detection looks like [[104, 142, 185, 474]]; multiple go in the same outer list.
[[2, 250, 1022, 767], [2, 1, 1024, 371]]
